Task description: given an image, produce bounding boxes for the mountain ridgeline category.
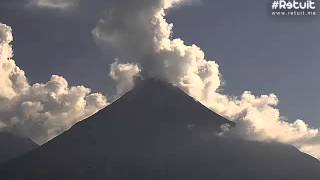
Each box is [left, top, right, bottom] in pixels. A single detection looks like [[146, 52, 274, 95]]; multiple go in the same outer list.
[[0, 79, 319, 180]]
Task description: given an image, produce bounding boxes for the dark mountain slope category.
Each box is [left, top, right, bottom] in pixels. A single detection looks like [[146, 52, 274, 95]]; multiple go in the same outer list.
[[0, 132, 38, 163], [0, 79, 319, 180]]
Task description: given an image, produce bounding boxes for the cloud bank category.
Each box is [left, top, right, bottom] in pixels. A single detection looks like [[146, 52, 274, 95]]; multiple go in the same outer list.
[[0, 23, 108, 144], [93, 0, 320, 158]]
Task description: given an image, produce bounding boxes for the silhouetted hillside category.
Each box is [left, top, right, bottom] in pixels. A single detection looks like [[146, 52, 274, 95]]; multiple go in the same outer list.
[[0, 132, 38, 163], [0, 79, 319, 180]]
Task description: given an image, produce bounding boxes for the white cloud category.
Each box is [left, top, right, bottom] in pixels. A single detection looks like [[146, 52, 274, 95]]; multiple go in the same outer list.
[[110, 60, 141, 95], [0, 23, 108, 144], [93, 0, 320, 158]]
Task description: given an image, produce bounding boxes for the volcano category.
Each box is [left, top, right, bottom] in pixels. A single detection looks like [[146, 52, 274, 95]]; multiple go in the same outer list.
[[0, 79, 319, 180], [0, 132, 38, 163]]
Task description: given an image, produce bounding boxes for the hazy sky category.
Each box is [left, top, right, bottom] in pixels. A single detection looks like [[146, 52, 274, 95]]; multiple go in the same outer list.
[[0, 0, 319, 128]]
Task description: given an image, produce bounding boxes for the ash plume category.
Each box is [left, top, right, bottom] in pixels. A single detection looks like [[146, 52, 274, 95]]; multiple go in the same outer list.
[[93, 0, 320, 158]]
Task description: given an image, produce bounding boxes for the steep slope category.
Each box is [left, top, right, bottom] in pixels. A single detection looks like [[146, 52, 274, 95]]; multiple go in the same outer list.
[[0, 132, 38, 163], [0, 79, 319, 180]]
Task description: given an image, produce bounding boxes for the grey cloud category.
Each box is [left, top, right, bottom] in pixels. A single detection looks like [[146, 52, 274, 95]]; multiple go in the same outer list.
[[28, 0, 80, 9]]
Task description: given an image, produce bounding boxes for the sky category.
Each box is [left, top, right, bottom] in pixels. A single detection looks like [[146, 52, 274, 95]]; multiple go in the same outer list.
[[0, 0, 318, 127], [1, 0, 320, 159]]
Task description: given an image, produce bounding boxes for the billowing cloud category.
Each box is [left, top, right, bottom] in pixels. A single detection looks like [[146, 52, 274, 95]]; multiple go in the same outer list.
[[28, 0, 79, 9], [93, 0, 320, 158], [110, 60, 141, 95], [0, 23, 108, 144]]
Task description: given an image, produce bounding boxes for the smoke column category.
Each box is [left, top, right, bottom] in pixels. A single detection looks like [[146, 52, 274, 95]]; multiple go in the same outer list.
[[93, 0, 320, 158]]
